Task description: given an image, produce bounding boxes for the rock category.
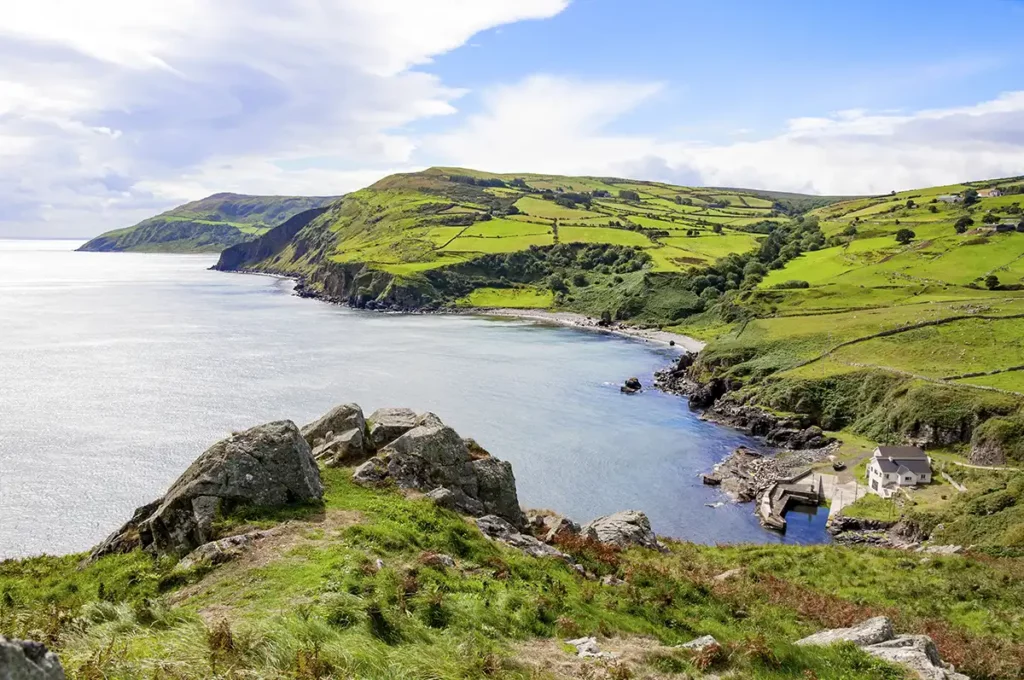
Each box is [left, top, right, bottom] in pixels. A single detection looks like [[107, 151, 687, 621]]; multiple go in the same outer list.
[[620, 377, 642, 394], [543, 516, 581, 544], [701, 474, 721, 486], [354, 416, 524, 527], [601, 574, 625, 586], [476, 515, 572, 561], [678, 635, 719, 652], [367, 407, 419, 449], [419, 552, 456, 569], [177, 530, 266, 570], [864, 636, 968, 680], [917, 545, 962, 556], [0, 637, 65, 679], [582, 510, 662, 550], [301, 403, 366, 449], [713, 568, 743, 583], [352, 457, 389, 486], [313, 428, 370, 467], [425, 487, 458, 509], [92, 420, 322, 559], [796, 616, 895, 648], [565, 636, 618, 659]]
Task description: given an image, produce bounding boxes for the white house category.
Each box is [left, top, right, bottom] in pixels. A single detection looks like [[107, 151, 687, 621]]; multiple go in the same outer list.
[[937, 195, 962, 204], [867, 446, 932, 498]]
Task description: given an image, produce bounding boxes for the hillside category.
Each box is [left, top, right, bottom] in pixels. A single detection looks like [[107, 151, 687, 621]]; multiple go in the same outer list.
[[78, 193, 340, 253], [3, 402, 1021, 679], [214, 167, 837, 321]]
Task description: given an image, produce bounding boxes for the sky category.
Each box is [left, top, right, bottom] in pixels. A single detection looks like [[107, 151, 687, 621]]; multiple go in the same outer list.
[[2, 0, 1024, 238]]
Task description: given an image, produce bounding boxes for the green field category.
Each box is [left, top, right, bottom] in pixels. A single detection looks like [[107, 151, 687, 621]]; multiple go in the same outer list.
[[455, 286, 554, 308]]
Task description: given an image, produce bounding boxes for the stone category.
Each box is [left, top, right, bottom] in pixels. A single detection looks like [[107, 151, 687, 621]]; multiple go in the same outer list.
[[582, 511, 661, 550], [864, 636, 968, 680], [419, 552, 456, 569], [313, 428, 370, 467], [476, 515, 572, 561], [0, 636, 65, 679], [352, 457, 389, 486], [601, 574, 626, 586], [796, 616, 895, 648], [565, 636, 619, 659], [678, 635, 719, 652], [713, 568, 743, 582], [918, 545, 962, 556], [425, 487, 458, 509], [620, 377, 643, 394], [542, 516, 581, 543], [354, 416, 524, 526], [177, 530, 266, 570], [92, 420, 322, 558], [300, 403, 366, 449], [367, 407, 419, 449]]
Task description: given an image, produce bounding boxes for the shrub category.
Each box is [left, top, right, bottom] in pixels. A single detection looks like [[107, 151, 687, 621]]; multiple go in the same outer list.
[[771, 280, 810, 289]]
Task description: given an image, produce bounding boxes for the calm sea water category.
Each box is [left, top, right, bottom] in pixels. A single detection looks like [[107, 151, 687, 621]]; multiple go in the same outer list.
[[0, 240, 828, 557]]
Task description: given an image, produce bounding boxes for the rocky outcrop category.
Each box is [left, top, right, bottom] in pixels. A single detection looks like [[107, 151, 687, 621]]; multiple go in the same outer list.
[[525, 510, 581, 543], [476, 515, 571, 561], [213, 206, 331, 271], [581, 511, 662, 550], [797, 617, 968, 679], [620, 377, 642, 394], [177, 530, 267, 570], [92, 420, 322, 559], [0, 636, 65, 679], [353, 414, 525, 527], [367, 408, 420, 449], [302, 403, 366, 446]]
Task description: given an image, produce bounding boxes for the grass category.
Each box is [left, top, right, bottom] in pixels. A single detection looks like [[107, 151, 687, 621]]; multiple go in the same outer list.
[[455, 287, 554, 309], [558, 226, 653, 247], [6, 466, 1024, 679]]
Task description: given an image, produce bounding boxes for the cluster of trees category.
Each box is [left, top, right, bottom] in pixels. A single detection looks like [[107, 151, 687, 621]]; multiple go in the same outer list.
[[618, 190, 641, 202], [955, 216, 974, 234], [449, 174, 507, 188], [673, 196, 694, 206], [540, 190, 593, 209]]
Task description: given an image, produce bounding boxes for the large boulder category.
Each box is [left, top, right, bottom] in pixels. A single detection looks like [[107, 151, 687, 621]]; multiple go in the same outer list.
[[353, 415, 524, 527], [367, 407, 419, 449], [312, 428, 369, 467], [582, 510, 662, 550], [475, 515, 570, 561], [0, 637, 65, 679], [797, 617, 967, 680], [301, 403, 366, 448], [796, 616, 894, 648], [92, 420, 322, 558]]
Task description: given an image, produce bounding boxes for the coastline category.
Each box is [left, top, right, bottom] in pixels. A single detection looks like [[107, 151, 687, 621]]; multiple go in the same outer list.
[[461, 308, 706, 352]]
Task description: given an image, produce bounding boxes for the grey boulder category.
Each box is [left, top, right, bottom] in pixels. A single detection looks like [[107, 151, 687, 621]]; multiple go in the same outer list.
[[582, 510, 662, 550], [353, 416, 524, 527], [312, 428, 369, 467], [367, 407, 419, 449], [476, 515, 571, 561], [301, 403, 366, 448], [796, 616, 895, 648], [177, 530, 267, 570], [92, 420, 322, 558], [0, 637, 65, 679]]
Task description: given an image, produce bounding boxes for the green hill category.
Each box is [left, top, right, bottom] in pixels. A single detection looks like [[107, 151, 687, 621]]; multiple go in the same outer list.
[[78, 193, 340, 253], [214, 167, 838, 321]]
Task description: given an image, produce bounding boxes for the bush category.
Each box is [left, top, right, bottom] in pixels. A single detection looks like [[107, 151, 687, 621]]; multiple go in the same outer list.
[[895, 228, 916, 244], [771, 280, 810, 289]]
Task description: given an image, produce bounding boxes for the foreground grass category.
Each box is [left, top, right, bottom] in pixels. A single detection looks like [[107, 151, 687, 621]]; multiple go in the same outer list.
[[3, 468, 1024, 678]]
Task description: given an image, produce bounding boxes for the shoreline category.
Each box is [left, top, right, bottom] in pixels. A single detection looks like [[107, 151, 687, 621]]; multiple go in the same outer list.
[[467, 308, 706, 352]]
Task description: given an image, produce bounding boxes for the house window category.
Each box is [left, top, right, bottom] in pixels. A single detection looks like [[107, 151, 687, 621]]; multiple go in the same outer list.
[[872, 480, 878, 491]]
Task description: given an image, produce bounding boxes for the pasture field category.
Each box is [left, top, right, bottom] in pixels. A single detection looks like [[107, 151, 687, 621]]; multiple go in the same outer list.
[[455, 286, 554, 308]]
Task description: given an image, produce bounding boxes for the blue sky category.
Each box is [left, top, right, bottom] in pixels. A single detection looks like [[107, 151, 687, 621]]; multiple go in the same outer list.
[[1, 0, 1023, 237]]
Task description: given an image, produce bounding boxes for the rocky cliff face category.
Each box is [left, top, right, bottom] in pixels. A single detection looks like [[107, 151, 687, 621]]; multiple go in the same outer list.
[[213, 206, 331, 271]]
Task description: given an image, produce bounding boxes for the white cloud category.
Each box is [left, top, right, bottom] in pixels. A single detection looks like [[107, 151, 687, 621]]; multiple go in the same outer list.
[[0, 0, 568, 237], [427, 77, 1024, 196]]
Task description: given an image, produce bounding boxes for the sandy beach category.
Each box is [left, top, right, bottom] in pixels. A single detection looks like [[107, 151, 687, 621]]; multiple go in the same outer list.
[[473, 308, 706, 353]]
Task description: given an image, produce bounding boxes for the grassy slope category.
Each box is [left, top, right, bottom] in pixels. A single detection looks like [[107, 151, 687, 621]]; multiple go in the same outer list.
[[4, 466, 1024, 679], [79, 194, 340, 253]]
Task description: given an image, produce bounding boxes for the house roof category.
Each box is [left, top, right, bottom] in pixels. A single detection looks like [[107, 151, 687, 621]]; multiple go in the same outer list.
[[874, 458, 899, 473], [873, 453, 930, 475], [875, 445, 927, 459]]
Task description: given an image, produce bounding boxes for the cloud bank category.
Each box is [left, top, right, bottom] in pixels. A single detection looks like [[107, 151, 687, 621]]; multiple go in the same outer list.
[[2, 2, 1022, 238]]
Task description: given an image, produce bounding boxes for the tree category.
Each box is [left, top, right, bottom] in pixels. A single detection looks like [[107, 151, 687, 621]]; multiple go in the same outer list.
[[954, 216, 974, 234], [982, 212, 999, 224], [963, 188, 979, 206], [895, 228, 916, 244], [712, 224, 723, 234], [928, 205, 938, 213], [842, 225, 858, 236], [985, 274, 1000, 290], [906, 199, 916, 209], [618, 190, 640, 202]]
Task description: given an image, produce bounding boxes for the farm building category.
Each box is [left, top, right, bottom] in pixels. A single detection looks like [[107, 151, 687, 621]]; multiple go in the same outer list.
[[937, 195, 962, 203], [978, 188, 1003, 198], [867, 446, 932, 498]]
